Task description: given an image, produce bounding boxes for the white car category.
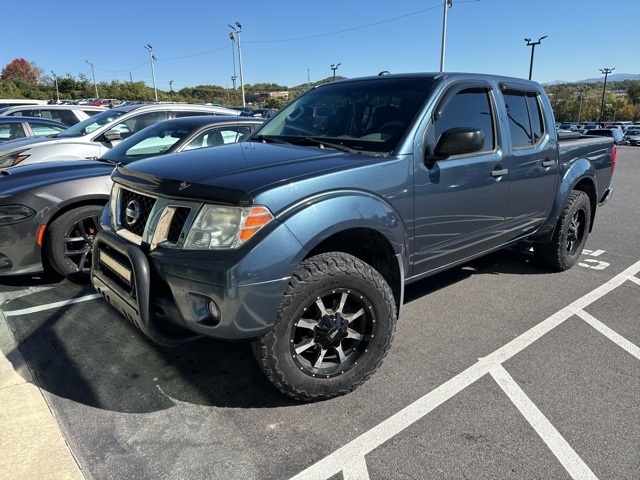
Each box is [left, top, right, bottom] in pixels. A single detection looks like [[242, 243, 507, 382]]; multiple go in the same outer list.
[[0, 103, 240, 168], [0, 104, 106, 126]]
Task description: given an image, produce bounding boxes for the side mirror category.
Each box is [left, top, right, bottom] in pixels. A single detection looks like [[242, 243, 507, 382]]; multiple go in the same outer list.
[[432, 127, 484, 158], [103, 129, 122, 143]]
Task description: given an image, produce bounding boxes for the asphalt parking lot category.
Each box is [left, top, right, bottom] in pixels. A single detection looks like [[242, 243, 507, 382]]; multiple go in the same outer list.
[[1, 147, 639, 480]]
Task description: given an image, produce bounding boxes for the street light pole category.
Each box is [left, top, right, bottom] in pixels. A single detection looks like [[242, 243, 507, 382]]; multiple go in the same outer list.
[[440, 0, 452, 72], [599, 67, 614, 123], [229, 22, 245, 107], [577, 88, 585, 124], [85, 60, 98, 98], [51, 71, 59, 103], [524, 36, 547, 80], [144, 44, 158, 102], [169, 80, 173, 96], [331, 63, 341, 81]]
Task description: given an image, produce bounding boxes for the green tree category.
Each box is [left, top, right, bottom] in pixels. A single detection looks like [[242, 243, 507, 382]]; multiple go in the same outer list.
[[626, 81, 640, 106], [263, 97, 287, 109]]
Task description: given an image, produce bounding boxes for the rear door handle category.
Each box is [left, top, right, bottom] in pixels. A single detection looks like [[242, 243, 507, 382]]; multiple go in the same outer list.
[[491, 168, 508, 177]]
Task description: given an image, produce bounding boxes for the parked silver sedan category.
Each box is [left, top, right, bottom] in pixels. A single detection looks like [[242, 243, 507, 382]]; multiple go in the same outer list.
[[0, 104, 105, 125], [0, 103, 240, 168]]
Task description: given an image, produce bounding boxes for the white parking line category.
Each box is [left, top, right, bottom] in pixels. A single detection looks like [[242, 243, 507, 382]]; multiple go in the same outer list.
[[290, 260, 640, 480], [2, 293, 102, 317], [490, 364, 597, 480]]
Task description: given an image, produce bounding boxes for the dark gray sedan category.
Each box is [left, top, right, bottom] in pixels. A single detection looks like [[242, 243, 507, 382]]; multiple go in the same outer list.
[[0, 115, 263, 281]]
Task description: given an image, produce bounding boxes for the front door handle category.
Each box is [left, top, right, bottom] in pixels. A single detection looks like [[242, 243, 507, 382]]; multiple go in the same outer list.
[[491, 168, 508, 177], [542, 157, 555, 168]]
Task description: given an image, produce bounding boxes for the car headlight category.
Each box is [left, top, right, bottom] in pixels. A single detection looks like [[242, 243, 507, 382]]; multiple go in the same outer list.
[[0, 205, 36, 225], [0, 150, 30, 168], [184, 204, 274, 250]]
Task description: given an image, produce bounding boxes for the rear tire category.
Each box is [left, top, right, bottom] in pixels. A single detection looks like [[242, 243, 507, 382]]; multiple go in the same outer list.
[[44, 205, 103, 283], [534, 190, 591, 271], [251, 252, 397, 401]]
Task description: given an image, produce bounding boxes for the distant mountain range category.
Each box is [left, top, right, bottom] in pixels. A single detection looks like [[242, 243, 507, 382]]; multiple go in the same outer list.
[[544, 73, 640, 85]]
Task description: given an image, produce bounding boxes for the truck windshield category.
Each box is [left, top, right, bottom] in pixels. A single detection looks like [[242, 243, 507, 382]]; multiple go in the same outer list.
[[252, 77, 435, 154]]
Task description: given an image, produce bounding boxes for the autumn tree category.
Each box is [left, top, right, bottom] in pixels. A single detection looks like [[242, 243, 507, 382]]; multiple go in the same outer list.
[[1, 58, 38, 84]]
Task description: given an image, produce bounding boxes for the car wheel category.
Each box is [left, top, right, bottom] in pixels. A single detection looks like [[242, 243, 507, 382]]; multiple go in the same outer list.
[[534, 190, 591, 271], [44, 205, 103, 282], [251, 252, 397, 401]]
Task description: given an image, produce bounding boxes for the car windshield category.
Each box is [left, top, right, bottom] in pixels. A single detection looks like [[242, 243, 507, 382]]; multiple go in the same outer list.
[[56, 106, 136, 138], [100, 121, 194, 165], [252, 77, 435, 155], [626, 130, 640, 135]]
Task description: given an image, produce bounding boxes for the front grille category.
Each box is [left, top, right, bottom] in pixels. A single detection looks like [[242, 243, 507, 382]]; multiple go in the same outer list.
[[113, 185, 201, 249], [167, 207, 191, 243], [120, 190, 156, 237]]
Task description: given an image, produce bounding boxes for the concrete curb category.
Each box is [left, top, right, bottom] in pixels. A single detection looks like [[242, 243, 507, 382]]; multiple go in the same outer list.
[[0, 309, 84, 480]]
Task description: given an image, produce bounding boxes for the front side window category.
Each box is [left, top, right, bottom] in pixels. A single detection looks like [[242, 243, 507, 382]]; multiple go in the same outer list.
[[503, 90, 545, 149], [29, 123, 67, 136], [183, 125, 253, 151], [111, 112, 170, 139], [58, 108, 130, 137], [433, 88, 495, 153]]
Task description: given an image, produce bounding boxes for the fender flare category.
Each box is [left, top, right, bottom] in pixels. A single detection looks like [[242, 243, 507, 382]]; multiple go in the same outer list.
[[533, 157, 596, 242]]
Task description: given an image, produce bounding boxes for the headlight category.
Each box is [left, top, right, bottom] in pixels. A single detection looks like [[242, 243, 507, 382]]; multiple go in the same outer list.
[[0, 205, 36, 225], [184, 204, 274, 250], [0, 150, 30, 168]]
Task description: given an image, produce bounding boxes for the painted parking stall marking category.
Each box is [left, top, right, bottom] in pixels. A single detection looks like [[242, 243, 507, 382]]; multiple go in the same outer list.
[[2, 293, 101, 317], [579, 249, 610, 270], [290, 259, 640, 480]]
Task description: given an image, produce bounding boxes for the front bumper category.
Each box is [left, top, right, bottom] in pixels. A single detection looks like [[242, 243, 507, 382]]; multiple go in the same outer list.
[[91, 227, 299, 346], [0, 214, 45, 276]]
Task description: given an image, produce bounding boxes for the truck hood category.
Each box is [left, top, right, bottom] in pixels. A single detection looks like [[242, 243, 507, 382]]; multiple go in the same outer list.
[[120, 141, 380, 196], [0, 159, 114, 197]]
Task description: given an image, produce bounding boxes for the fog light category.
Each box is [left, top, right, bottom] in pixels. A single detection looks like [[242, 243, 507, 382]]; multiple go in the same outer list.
[[0, 253, 12, 271], [207, 300, 221, 323]]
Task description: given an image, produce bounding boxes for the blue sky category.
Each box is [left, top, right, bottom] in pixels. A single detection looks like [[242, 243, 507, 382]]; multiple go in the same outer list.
[[3, 0, 635, 92]]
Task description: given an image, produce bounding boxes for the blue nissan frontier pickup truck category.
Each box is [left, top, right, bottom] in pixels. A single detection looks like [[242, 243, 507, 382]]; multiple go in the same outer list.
[[91, 72, 615, 401]]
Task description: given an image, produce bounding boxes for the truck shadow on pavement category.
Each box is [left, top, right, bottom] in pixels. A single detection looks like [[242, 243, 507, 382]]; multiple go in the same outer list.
[[403, 241, 544, 303], [2, 241, 545, 413]]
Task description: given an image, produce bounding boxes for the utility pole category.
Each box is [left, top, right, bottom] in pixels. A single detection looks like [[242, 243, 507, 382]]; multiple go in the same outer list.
[[228, 22, 245, 107], [577, 88, 585, 124], [51, 71, 59, 103], [440, 0, 452, 72], [85, 60, 98, 98]]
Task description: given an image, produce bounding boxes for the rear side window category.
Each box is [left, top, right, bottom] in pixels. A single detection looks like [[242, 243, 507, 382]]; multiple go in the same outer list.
[[503, 90, 545, 149], [49, 110, 77, 125]]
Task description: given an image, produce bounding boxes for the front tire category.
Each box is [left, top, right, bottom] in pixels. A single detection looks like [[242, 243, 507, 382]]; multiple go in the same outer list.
[[44, 205, 104, 283], [534, 190, 591, 271], [251, 252, 397, 401]]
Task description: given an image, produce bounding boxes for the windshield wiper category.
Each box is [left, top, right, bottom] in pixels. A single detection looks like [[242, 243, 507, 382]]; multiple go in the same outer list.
[[300, 137, 362, 155], [92, 157, 120, 165], [253, 134, 292, 145]]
